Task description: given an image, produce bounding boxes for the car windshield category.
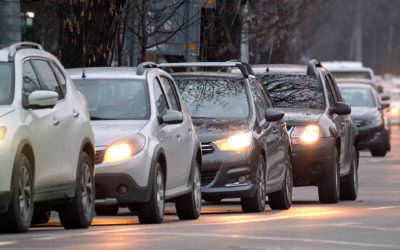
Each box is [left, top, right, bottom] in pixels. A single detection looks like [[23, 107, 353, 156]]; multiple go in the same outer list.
[[339, 87, 376, 107], [331, 71, 372, 80], [0, 63, 13, 105], [390, 92, 400, 101], [73, 78, 150, 120], [175, 77, 250, 119], [257, 74, 325, 109]]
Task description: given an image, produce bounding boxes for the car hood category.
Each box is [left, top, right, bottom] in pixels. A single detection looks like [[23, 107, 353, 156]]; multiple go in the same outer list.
[[92, 120, 148, 147], [350, 106, 380, 120], [0, 106, 14, 118], [192, 118, 248, 142], [278, 108, 323, 126]]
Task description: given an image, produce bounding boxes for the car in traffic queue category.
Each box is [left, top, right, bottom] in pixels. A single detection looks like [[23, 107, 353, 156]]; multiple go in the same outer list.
[[385, 89, 400, 125], [338, 83, 391, 157], [0, 42, 95, 233], [253, 60, 359, 203], [68, 63, 202, 223], [163, 62, 293, 212]]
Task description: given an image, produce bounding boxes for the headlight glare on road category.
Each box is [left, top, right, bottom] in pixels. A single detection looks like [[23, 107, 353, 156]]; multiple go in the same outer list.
[[0, 126, 6, 140], [213, 132, 252, 152], [291, 125, 319, 144], [103, 135, 145, 164]]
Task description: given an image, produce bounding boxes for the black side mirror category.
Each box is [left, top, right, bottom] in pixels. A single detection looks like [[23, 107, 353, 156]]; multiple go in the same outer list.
[[265, 108, 284, 122], [381, 95, 390, 101], [382, 101, 390, 110], [162, 110, 183, 124], [330, 102, 351, 115], [377, 85, 383, 94]]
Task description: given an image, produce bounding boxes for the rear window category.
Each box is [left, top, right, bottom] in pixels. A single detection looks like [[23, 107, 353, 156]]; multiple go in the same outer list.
[[331, 71, 372, 80], [0, 63, 13, 105], [258, 74, 325, 109], [339, 87, 376, 108], [175, 77, 250, 119]]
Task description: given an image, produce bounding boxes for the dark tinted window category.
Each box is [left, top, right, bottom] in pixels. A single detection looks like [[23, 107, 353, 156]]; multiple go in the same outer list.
[[50, 62, 66, 95], [160, 76, 180, 111], [258, 74, 325, 109], [32, 60, 64, 99], [22, 61, 41, 106], [175, 77, 249, 118], [74, 78, 150, 120], [339, 87, 376, 107], [251, 82, 268, 120], [0, 63, 13, 105], [153, 78, 169, 116]]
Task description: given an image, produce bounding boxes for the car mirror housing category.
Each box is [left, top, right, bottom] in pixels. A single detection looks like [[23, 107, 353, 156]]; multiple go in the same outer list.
[[265, 108, 284, 122], [28, 90, 58, 109], [382, 101, 390, 110], [330, 102, 351, 115], [162, 109, 183, 124], [381, 95, 390, 101]]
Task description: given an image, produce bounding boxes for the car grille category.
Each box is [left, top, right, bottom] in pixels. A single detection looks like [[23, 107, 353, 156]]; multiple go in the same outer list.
[[201, 143, 214, 155], [201, 170, 218, 187], [355, 119, 367, 127], [95, 150, 105, 164]]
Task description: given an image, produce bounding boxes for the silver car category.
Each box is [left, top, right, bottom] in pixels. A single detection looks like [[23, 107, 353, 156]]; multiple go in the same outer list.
[[68, 63, 202, 223]]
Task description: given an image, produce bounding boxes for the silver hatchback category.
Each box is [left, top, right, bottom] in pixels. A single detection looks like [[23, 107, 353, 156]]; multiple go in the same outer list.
[[68, 63, 202, 223]]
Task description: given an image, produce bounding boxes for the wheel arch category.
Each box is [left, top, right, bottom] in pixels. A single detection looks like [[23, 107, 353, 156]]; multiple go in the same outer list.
[[79, 137, 95, 171]]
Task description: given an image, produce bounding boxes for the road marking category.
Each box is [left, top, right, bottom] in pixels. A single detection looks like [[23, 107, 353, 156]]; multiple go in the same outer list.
[[366, 206, 399, 210], [114, 232, 400, 249], [0, 241, 17, 246]]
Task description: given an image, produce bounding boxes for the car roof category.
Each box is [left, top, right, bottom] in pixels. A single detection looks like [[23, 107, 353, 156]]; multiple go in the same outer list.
[[251, 64, 307, 75], [322, 61, 364, 69], [171, 71, 245, 80], [0, 46, 56, 62], [337, 83, 375, 90], [67, 67, 146, 80], [336, 79, 377, 84]]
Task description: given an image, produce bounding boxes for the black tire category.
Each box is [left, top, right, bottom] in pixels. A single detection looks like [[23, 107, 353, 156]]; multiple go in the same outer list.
[[318, 148, 340, 203], [370, 147, 387, 157], [241, 156, 266, 213], [340, 146, 358, 200], [175, 162, 202, 220], [59, 151, 95, 229], [32, 209, 51, 225], [138, 162, 165, 224], [268, 159, 293, 210], [95, 205, 119, 216], [0, 153, 33, 233]]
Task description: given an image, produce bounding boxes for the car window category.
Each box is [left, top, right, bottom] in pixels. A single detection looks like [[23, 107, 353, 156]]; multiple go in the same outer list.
[[74, 78, 150, 120], [160, 76, 181, 111], [258, 74, 325, 109], [22, 61, 42, 106], [328, 75, 344, 102], [153, 78, 169, 116], [324, 76, 337, 106], [50, 62, 66, 96], [32, 60, 64, 99], [175, 77, 250, 119], [0, 62, 13, 105], [339, 87, 376, 108], [251, 82, 268, 121]]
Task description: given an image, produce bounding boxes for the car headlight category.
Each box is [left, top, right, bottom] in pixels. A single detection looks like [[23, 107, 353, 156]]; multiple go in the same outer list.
[[390, 106, 399, 115], [291, 125, 319, 144], [0, 126, 6, 140], [103, 134, 146, 164], [366, 117, 383, 127], [213, 132, 252, 152]]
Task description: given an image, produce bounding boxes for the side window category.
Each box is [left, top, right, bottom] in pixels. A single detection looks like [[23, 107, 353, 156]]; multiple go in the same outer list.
[[153, 78, 169, 116], [324, 76, 336, 107], [328, 75, 344, 102], [251, 82, 268, 121], [160, 76, 181, 111], [22, 61, 42, 106], [32, 60, 64, 99], [258, 83, 274, 108], [50, 62, 66, 96]]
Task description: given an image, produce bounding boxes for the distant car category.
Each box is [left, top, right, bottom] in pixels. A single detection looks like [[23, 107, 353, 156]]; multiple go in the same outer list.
[[336, 79, 381, 94], [0, 42, 95, 233], [253, 60, 359, 203], [339, 83, 391, 157], [385, 89, 400, 125], [322, 61, 375, 80], [68, 63, 202, 223], [166, 62, 293, 212]]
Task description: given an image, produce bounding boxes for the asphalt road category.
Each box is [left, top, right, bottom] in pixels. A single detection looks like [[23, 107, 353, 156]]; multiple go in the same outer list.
[[1, 127, 400, 249]]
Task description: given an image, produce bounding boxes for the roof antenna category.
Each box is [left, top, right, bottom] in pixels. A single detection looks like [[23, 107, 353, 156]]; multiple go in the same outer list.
[[81, 1, 86, 79], [266, 43, 273, 73]]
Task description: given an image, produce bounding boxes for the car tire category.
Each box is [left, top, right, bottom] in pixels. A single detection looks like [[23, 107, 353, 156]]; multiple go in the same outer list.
[[0, 152, 33, 233], [370, 147, 387, 157], [59, 151, 95, 229], [138, 162, 165, 224], [31, 209, 51, 225], [241, 155, 266, 213], [95, 205, 119, 216], [268, 159, 293, 210], [175, 161, 202, 220], [318, 147, 340, 204], [340, 145, 358, 200]]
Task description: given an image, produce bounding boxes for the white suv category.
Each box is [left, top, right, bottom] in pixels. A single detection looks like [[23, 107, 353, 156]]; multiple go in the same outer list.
[[0, 42, 95, 233], [68, 63, 202, 223]]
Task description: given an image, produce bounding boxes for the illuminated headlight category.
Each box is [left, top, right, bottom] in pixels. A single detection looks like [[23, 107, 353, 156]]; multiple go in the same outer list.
[[0, 126, 6, 140], [103, 134, 145, 164], [213, 132, 252, 152], [366, 117, 383, 127], [390, 106, 399, 115], [291, 125, 319, 144]]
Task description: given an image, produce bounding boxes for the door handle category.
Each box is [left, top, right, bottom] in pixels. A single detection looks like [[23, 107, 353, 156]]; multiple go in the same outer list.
[[272, 129, 279, 134], [176, 134, 182, 142], [73, 109, 80, 118], [53, 118, 60, 126]]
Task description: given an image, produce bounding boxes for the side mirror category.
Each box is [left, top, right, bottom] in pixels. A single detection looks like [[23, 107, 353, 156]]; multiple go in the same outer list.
[[377, 85, 383, 94], [162, 109, 183, 124], [382, 101, 390, 110], [265, 108, 284, 122], [330, 102, 351, 115], [28, 90, 58, 109], [381, 95, 390, 101]]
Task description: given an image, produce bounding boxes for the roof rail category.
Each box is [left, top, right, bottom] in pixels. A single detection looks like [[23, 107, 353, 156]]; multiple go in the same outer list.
[[224, 60, 255, 75], [8, 42, 44, 61], [157, 62, 250, 78], [306, 59, 322, 77], [136, 62, 157, 75]]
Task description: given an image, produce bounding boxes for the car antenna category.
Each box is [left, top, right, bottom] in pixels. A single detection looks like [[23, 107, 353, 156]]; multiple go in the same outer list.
[[81, 1, 86, 79], [266, 43, 273, 73]]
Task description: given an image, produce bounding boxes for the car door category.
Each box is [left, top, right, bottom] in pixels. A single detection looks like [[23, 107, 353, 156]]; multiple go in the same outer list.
[[159, 75, 192, 187]]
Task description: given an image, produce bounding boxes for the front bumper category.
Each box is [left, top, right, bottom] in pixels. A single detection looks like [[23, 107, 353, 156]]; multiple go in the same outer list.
[[200, 143, 257, 199], [357, 124, 388, 150], [0, 191, 11, 213], [291, 137, 336, 186]]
